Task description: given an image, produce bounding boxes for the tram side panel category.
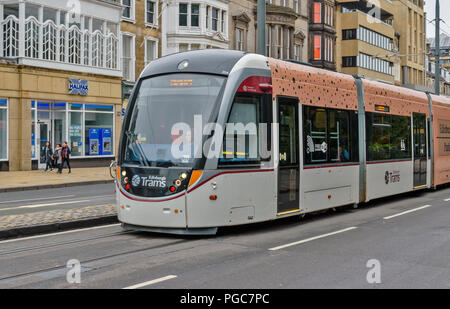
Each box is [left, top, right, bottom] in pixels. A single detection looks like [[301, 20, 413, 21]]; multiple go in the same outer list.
[[185, 170, 277, 228], [431, 95, 450, 186], [361, 79, 430, 201], [269, 58, 361, 212]]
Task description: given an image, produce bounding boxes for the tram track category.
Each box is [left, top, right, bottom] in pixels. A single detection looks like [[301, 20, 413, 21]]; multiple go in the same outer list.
[[0, 230, 136, 257], [0, 238, 190, 282]]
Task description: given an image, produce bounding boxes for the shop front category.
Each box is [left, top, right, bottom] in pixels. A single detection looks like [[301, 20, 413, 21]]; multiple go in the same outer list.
[[31, 101, 116, 170]]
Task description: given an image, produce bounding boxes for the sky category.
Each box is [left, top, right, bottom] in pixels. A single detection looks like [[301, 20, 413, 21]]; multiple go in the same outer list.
[[424, 0, 450, 39]]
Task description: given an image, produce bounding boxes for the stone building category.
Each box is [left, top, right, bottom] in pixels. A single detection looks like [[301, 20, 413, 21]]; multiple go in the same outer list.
[[228, 0, 309, 62], [0, 0, 123, 171]]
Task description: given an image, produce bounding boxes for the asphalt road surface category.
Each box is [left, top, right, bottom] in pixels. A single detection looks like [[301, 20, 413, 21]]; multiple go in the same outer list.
[[0, 186, 449, 289], [0, 183, 116, 216]]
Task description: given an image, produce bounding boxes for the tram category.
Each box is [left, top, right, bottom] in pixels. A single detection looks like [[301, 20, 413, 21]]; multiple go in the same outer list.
[[115, 49, 450, 235]]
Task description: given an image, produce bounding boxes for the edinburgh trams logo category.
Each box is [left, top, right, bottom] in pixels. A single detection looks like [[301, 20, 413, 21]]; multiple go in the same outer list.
[[131, 175, 141, 187], [131, 175, 167, 188], [385, 170, 400, 185]]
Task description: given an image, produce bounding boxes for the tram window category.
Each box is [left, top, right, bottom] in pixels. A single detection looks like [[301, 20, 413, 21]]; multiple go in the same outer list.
[[304, 106, 358, 165], [220, 95, 267, 166], [366, 113, 411, 161]]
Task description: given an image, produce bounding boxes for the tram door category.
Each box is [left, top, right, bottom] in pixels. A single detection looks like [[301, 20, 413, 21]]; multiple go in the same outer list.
[[277, 97, 300, 214], [413, 113, 427, 188]]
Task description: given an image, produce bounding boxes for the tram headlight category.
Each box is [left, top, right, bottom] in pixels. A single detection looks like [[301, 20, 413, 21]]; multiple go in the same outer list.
[[179, 172, 188, 180], [122, 170, 126, 177]]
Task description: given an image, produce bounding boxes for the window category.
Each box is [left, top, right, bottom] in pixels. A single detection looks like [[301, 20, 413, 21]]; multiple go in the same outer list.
[[220, 95, 269, 166], [236, 28, 243, 51], [0, 99, 7, 160], [366, 113, 411, 161], [122, 34, 134, 81], [342, 56, 357, 67], [179, 43, 189, 52], [191, 4, 199, 27], [303, 106, 359, 165], [343, 29, 357, 40], [145, 39, 157, 66], [179, 3, 188, 26], [146, 1, 156, 24], [313, 3, 321, 23], [314, 35, 321, 60], [84, 106, 114, 156], [206, 6, 210, 29], [122, 0, 134, 20], [212, 8, 219, 31]]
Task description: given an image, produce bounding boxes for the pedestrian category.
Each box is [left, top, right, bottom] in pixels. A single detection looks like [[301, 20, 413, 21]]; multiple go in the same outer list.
[[62, 141, 72, 174], [43, 141, 53, 172], [54, 144, 63, 174]]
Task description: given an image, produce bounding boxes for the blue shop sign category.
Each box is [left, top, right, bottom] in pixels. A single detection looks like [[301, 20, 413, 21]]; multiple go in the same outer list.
[[69, 79, 89, 96]]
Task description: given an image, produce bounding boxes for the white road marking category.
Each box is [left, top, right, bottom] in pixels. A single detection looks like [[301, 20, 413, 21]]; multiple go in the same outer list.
[[123, 275, 177, 289], [0, 224, 121, 244], [0, 195, 75, 204], [383, 205, 432, 220], [0, 200, 91, 212], [268, 227, 358, 251], [444, 198, 450, 202]]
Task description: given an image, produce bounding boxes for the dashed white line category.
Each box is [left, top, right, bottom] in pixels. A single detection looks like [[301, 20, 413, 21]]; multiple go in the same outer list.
[[268, 227, 358, 251], [0, 224, 121, 244], [123, 275, 178, 289], [0, 195, 75, 204], [444, 198, 450, 202], [383, 205, 432, 220], [0, 200, 91, 212]]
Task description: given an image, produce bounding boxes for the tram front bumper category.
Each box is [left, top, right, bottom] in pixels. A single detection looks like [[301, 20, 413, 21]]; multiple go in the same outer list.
[[116, 190, 187, 229]]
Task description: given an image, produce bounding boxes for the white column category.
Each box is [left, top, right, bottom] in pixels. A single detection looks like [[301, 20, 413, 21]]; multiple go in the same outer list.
[[18, 0, 25, 58], [38, 6, 43, 59], [80, 16, 85, 65], [0, 4, 4, 58], [56, 10, 60, 61], [200, 3, 206, 34], [103, 20, 107, 68], [88, 17, 93, 66], [65, 12, 69, 63]]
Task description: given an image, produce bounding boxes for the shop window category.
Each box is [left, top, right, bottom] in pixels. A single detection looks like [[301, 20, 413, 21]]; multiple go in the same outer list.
[[69, 111, 83, 157], [0, 99, 7, 160], [303, 106, 359, 165], [366, 113, 411, 161], [85, 108, 114, 156]]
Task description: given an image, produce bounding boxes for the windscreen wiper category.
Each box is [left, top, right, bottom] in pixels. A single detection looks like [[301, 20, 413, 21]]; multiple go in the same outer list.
[[125, 131, 149, 167]]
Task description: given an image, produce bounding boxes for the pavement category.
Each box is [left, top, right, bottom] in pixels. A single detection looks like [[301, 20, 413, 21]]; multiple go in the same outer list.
[[0, 167, 114, 193], [0, 170, 117, 239], [0, 186, 449, 289]]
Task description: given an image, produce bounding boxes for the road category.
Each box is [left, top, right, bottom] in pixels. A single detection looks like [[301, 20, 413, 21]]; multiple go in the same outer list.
[[0, 186, 449, 289], [0, 183, 115, 216]]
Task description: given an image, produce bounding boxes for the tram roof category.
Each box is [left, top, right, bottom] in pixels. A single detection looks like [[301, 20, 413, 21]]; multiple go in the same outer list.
[[140, 49, 247, 79]]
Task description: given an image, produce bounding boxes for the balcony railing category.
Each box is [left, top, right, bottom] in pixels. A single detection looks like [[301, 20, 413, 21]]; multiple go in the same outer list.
[[1, 15, 119, 74]]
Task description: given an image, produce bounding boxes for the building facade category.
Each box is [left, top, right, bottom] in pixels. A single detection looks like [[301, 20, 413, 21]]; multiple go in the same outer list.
[[0, 0, 123, 171], [228, 0, 309, 63], [429, 34, 450, 71], [309, 0, 336, 70], [335, 0, 397, 84], [120, 0, 161, 105], [161, 0, 229, 55], [393, 0, 425, 88]]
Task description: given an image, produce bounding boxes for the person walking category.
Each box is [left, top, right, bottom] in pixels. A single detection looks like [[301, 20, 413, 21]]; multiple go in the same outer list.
[[62, 141, 72, 174], [43, 141, 54, 172], [54, 144, 63, 174]]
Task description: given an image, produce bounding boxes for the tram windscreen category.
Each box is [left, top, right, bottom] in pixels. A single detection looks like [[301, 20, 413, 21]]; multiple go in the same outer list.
[[122, 73, 226, 167]]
